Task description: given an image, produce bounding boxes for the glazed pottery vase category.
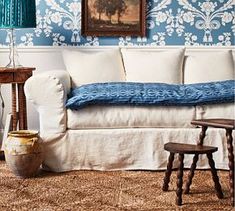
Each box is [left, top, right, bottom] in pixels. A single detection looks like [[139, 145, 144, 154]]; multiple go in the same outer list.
[[4, 130, 43, 178]]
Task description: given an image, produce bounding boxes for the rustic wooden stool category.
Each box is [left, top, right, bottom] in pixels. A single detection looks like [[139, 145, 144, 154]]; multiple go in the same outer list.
[[162, 143, 223, 206]]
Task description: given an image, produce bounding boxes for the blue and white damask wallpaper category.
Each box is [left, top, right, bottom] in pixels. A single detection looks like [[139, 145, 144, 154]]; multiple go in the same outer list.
[[0, 0, 234, 46]]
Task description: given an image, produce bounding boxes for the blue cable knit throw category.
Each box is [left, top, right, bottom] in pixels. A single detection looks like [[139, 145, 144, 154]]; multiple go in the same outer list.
[[66, 80, 235, 109]]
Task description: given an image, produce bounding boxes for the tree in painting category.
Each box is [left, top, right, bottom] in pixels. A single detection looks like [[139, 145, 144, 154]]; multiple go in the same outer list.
[[94, 0, 127, 23], [104, 0, 117, 22], [114, 0, 127, 24], [94, 0, 106, 21]]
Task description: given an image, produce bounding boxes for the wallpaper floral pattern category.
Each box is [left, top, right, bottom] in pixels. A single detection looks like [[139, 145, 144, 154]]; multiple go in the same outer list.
[[0, 0, 234, 46]]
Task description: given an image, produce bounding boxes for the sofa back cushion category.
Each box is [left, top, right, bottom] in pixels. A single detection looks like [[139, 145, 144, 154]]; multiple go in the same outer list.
[[184, 50, 234, 84], [63, 49, 125, 87], [121, 48, 185, 84]]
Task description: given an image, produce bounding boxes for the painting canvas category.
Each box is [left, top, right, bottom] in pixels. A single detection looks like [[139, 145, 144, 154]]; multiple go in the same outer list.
[[82, 0, 146, 36]]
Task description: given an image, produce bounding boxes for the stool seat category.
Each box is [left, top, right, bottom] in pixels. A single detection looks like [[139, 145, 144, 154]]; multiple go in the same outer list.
[[164, 143, 218, 154]]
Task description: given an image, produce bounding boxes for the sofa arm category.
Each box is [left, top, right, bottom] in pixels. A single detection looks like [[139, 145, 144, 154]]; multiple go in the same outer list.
[[24, 70, 71, 134]]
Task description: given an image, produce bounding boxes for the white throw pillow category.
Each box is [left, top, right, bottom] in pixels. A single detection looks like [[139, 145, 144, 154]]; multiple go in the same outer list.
[[184, 51, 234, 84], [121, 48, 185, 84], [63, 49, 126, 87]]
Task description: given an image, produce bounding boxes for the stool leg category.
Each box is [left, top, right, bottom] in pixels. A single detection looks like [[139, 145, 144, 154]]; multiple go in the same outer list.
[[176, 153, 184, 206], [184, 154, 199, 194], [162, 152, 175, 191], [207, 153, 224, 199], [226, 129, 234, 206]]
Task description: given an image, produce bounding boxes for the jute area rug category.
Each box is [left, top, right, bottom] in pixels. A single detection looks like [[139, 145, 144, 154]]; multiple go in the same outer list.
[[0, 161, 233, 211]]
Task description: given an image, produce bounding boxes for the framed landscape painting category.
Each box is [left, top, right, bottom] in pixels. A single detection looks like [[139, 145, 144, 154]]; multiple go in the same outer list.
[[82, 0, 146, 36]]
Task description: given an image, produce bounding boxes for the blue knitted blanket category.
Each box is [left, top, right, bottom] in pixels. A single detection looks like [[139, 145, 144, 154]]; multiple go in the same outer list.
[[66, 80, 235, 109]]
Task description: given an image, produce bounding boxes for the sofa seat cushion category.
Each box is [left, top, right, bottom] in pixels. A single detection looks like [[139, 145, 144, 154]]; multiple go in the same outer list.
[[67, 105, 196, 129], [196, 103, 235, 119]]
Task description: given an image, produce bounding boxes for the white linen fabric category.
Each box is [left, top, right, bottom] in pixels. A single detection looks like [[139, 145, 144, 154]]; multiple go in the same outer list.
[[196, 103, 235, 119], [184, 51, 234, 84], [24, 48, 235, 173], [41, 128, 231, 172], [121, 48, 185, 83], [24, 70, 70, 134], [62, 49, 126, 87], [67, 105, 196, 129]]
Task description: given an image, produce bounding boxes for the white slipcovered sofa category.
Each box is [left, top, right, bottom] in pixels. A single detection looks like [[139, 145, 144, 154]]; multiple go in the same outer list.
[[24, 47, 235, 172]]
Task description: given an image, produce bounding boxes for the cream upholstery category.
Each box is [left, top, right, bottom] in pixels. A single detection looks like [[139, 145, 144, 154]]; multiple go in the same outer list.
[[121, 48, 185, 83], [196, 103, 235, 119], [24, 47, 235, 172], [67, 105, 196, 129], [42, 128, 229, 172], [184, 51, 234, 84], [25, 70, 70, 134], [62, 49, 125, 87]]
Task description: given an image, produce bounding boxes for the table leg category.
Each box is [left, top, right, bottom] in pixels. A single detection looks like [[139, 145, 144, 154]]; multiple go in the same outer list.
[[226, 129, 234, 206], [22, 84, 28, 129], [17, 83, 27, 130], [198, 126, 208, 145], [11, 84, 17, 131]]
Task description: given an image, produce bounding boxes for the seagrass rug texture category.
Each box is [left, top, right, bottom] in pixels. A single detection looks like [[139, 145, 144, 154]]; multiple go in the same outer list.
[[0, 161, 233, 210]]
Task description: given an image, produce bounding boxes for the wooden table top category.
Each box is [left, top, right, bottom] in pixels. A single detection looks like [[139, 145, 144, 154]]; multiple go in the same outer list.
[[0, 67, 35, 73], [191, 119, 235, 130]]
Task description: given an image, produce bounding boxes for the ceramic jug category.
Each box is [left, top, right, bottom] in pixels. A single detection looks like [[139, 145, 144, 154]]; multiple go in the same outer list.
[[4, 130, 43, 178]]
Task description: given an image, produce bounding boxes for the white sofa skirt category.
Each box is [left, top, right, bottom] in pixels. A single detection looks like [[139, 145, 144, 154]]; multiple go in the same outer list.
[[41, 128, 233, 172]]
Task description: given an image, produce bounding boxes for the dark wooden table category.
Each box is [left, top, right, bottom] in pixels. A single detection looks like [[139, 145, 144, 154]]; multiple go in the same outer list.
[[0, 67, 35, 130], [191, 119, 235, 206]]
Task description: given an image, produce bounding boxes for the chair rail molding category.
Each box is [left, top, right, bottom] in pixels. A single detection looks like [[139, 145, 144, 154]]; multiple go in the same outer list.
[[0, 45, 234, 52]]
